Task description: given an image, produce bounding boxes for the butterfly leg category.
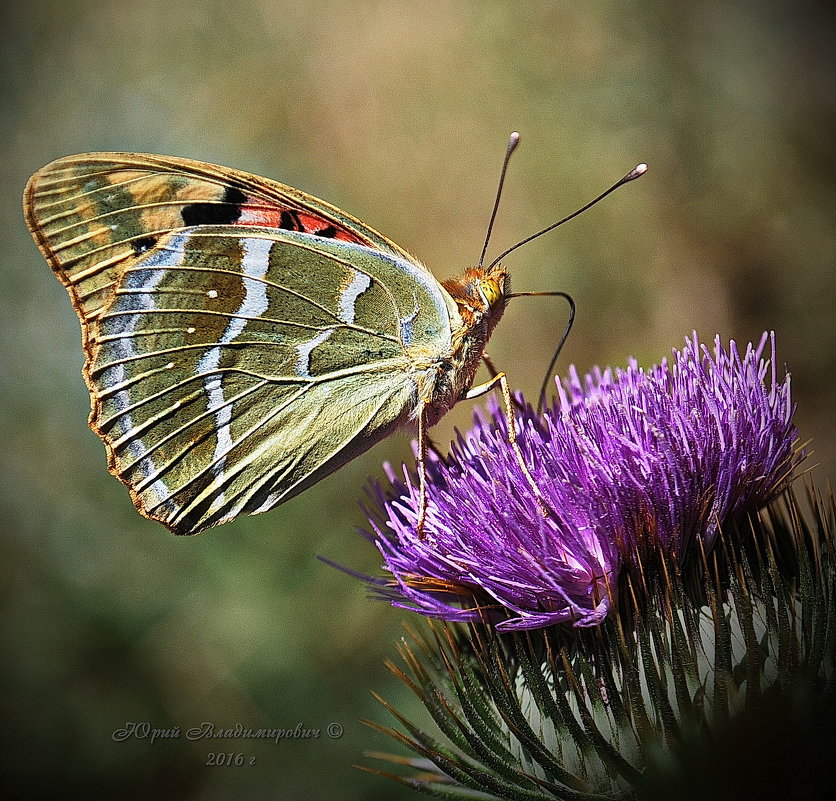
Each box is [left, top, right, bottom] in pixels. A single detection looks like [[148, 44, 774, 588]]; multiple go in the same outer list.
[[463, 372, 548, 515], [481, 354, 528, 413], [416, 403, 430, 538], [481, 352, 500, 379]]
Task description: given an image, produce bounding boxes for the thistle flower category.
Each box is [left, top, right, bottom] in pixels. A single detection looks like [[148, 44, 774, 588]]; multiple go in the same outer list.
[[363, 333, 799, 631], [356, 333, 834, 799]]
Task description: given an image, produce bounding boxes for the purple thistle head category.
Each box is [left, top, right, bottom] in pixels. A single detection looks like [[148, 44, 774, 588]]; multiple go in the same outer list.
[[363, 333, 800, 631]]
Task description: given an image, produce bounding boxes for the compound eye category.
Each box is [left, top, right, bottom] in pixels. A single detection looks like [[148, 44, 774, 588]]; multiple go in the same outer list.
[[478, 278, 502, 309]]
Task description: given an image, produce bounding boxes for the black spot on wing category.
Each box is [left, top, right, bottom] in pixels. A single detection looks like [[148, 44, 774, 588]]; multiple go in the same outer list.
[[132, 236, 157, 255], [315, 225, 338, 238], [181, 186, 247, 226], [279, 210, 303, 231]]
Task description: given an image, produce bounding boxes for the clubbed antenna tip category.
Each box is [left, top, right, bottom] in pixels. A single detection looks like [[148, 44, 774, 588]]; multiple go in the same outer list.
[[624, 163, 648, 182]]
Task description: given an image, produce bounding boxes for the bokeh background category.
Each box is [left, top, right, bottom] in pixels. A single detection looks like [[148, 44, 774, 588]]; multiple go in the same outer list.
[[1, 1, 833, 798]]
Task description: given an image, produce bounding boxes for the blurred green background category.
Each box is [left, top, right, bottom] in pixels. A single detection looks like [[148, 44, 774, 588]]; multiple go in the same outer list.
[[1, 1, 833, 798]]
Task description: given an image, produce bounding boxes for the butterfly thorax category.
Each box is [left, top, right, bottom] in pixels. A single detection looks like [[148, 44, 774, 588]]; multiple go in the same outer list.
[[423, 264, 509, 425]]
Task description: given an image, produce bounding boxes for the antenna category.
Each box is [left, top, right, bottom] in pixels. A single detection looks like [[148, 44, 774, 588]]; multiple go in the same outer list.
[[506, 290, 576, 414], [478, 131, 521, 268], [499, 160, 647, 411], [487, 163, 647, 269]]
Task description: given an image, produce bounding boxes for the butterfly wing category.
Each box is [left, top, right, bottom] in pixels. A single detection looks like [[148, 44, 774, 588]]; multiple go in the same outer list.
[[24, 152, 422, 331], [25, 155, 458, 535]]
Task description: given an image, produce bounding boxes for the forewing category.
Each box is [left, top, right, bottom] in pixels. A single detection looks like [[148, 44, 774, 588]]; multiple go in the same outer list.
[[80, 227, 453, 534], [23, 152, 421, 334]]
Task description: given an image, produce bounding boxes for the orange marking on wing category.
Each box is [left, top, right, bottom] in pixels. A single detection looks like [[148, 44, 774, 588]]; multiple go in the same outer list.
[[238, 200, 366, 243]]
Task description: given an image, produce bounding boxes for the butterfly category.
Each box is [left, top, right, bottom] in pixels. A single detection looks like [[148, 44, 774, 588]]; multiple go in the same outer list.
[[23, 149, 533, 536], [24, 141, 644, 536]]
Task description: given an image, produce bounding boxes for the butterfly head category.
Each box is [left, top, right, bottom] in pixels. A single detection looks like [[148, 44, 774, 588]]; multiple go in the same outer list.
[[477, 273, 504, 309], [443, 263, 509, 334]]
